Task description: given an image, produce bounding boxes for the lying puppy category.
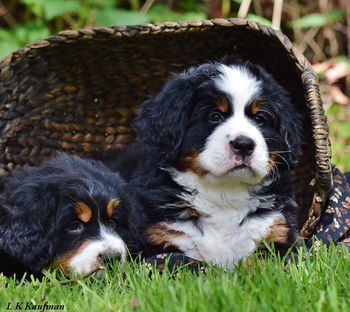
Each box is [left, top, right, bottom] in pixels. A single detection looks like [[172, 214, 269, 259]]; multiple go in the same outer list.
[[104, 58, 303, 269], [0, 154, 130, 278]]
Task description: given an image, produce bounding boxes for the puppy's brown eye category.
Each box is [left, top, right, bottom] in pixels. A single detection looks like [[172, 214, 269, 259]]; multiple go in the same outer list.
[[66, 221, 84, 234], [254, 114, 266, 125], [210, 110, 224, 123]]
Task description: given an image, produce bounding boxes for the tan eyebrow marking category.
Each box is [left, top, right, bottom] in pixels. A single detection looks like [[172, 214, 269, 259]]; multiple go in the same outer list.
[[215, 96, 229, 113], [107, 198, 120, 218], [251, 99, 262, 115], [75, 202, 92, 223]]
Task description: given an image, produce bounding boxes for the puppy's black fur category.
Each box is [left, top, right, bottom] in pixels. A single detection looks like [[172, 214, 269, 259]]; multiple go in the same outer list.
[[0, 154, 131, 278]]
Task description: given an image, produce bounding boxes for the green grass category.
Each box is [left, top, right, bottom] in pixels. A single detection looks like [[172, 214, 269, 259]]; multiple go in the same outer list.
[[1, 244, 350, 312]]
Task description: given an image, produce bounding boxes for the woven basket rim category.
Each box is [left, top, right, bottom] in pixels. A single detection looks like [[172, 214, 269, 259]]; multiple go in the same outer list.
[[1, 18, 310, 70]]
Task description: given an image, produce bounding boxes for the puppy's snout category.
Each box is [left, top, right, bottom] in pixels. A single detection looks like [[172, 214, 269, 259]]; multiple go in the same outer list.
[[230, 135, 256, 157]]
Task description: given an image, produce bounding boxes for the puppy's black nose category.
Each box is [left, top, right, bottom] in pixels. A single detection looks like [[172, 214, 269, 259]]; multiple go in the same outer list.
[[230, 135, 256, 157]]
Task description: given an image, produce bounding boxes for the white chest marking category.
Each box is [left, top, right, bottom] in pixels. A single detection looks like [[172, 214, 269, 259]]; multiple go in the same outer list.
[[165, 171, 282, 270]]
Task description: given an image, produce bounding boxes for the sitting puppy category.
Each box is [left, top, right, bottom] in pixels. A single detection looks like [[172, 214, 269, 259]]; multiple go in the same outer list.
[[0, 154, 130, 278], [103, 58, 303, 269]]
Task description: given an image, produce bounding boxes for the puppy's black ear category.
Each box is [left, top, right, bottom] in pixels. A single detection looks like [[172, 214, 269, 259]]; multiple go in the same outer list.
[[135, 73, 194, 164], [0, 180, 57, 273]]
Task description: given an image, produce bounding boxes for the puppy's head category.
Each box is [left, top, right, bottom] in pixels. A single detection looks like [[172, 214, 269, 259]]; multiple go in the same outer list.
[[136, 60, 302, 185], [0, 155, 129, 276]]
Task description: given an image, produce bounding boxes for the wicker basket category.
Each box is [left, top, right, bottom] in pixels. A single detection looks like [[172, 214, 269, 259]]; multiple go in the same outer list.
[[0, 18, 332, 236]]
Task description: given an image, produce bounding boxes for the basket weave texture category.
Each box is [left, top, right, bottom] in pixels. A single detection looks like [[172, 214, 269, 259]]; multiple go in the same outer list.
[[0, 18, 332, 235]]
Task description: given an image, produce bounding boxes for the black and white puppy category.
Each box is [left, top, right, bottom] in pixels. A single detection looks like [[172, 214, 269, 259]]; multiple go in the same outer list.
[[0, 154, 130, 278], [104, 59, 303, 269]]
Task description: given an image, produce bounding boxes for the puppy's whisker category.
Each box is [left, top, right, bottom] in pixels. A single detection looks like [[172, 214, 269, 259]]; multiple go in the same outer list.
[[268, 161, 279, 181], [259, 108, 278, 124], [268, 150, 292, 154], [198, 105, 213, 111], [196, 147, 206, 155], [265, 138, 287, 145], [273, 153, 290, 171]]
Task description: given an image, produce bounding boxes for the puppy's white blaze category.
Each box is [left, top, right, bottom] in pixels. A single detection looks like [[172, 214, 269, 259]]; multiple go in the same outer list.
[[215, 64, 261, 113], [197, 64, 269, 184], [68, 226, 126, 275]]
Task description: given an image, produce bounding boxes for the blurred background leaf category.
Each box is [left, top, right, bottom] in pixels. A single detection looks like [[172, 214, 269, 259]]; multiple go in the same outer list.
[[19, 0, 44, 18], [246, 13, 272, 27], [13, 20, 50, 42], [95, 8, 149, 26], [148, 4, 206, 23], [289, 9, 345, 29], [43, 0, 81, 20], [0, 28, 22, 56]]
